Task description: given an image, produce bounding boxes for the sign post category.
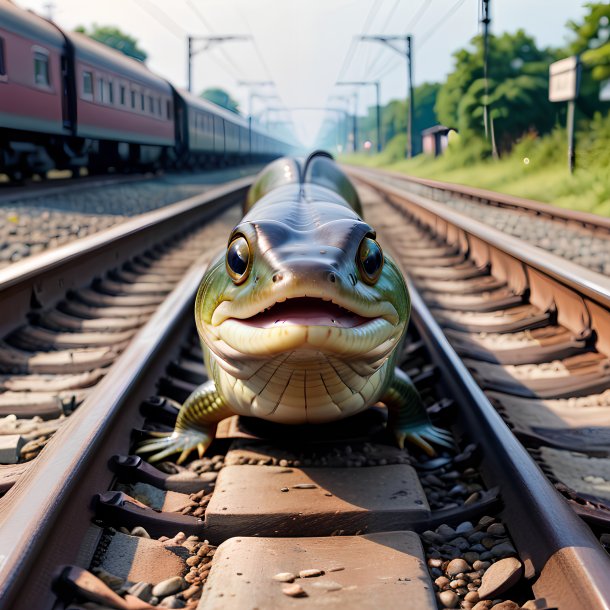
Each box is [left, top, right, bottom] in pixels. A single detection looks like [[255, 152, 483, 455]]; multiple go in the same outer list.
[[549, 56, 581, 174]]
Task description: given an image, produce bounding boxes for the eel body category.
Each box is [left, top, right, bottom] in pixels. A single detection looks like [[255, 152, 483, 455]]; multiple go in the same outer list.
[[138, 153, 452, 463]]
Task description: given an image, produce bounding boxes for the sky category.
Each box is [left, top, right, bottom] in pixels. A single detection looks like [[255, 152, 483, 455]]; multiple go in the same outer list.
[[15, 0, 590, 146]]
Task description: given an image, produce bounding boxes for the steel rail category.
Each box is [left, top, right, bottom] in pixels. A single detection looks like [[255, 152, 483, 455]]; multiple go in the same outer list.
[[408, 280, 610, 609], [0, 249, 208, 610], [348, 164, 610, 232], [0, 177, 251, 336], [348, 168, 610, 310]]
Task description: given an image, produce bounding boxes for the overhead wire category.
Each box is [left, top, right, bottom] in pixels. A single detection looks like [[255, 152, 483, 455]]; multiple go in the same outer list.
[[183, 0, 247, 83]]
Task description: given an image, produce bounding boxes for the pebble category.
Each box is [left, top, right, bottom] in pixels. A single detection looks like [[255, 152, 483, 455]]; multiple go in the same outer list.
[[490, 543, 517, 558], [273, 572, 296, 583], [490, 602, 519, 610], [437, 524, 456, 540], [159, 595, 186, 608], [463, 552, 480, 565], [471, 602, 493, 610], [446, 558, 470, 577], [464, 591, 480, 603], [299, 569, 324, 578], [477, 557, 523, 600], [486, 523, 505, 536], [130, 526, 151, 539], [456, 521, 473, 534], [282, 584, 307, 597], [292, 483, 317, 489], [128, 582, 153, 601], [473, 561, 491, 571], [438, 589, 459, 608], [151, 576, 186, 598]]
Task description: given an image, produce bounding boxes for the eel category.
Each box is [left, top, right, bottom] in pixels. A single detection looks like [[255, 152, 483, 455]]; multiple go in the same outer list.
[[137, 152, 453, 463]]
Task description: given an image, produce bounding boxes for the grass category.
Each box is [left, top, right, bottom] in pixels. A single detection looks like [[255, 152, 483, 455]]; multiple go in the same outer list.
[[341, 123, 610, 217]]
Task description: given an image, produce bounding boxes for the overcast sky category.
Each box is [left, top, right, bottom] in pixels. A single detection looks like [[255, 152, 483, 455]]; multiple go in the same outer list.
[[16, 0, 589, 146]]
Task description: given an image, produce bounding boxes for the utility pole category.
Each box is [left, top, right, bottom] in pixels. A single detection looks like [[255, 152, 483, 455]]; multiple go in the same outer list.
[[337, 81, 382, 152], [237, 81, 275, 161], [480, 0, 497, 158], [360, 35, 414, 158], [187, 35, 249, 93], [329, 95, 351, 152]]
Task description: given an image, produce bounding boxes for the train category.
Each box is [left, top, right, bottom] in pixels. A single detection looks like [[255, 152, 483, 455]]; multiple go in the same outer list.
[[0, 1, 296, 180]]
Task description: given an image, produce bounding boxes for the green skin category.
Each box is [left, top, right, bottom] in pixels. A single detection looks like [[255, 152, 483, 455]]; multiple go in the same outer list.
[[137, 158, 453, 464]]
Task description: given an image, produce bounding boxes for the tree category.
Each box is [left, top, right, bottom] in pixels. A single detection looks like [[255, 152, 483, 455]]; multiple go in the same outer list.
[[200, 88, 240, 114], [359, 82, 441, 154], [75, 25, 147, 62], [436, 31, 558, 154], [565, 4, 610, 118]]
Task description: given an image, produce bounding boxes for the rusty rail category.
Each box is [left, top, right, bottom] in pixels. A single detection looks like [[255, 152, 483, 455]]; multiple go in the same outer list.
[[0, 177, 250, 335], [348, 164, 610, 233]]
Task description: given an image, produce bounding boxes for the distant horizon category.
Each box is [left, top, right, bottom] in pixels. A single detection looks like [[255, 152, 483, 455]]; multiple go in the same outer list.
[[15, 0, 590, 146]]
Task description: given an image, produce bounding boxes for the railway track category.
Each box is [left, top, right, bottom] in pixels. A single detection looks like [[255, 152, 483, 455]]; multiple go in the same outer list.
[[348, 165, 610, 277], [0, 169, 609, 610]]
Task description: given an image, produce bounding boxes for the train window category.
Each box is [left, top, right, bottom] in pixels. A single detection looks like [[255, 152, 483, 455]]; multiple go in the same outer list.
[[148, 95, 154, 114], [0, 38, 6, 77], [98, 77, 105, 102], [120, 85, 126, 106], [157, 98, 162, 116], [166, 100, 172, 119], [140, 93, 145, 111], [108, 81, 114, 104], [131, 90, 136, 109], [82, 71, 93, 97], [33, 50, 50, 87]]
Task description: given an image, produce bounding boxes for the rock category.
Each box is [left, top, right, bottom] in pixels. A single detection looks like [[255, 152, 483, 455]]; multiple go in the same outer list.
[[151, 576, 186, 598], [127, 582, 153, 602], [282, 584, 307, 597], [472, 602, 493, 610], [272, 572, 296, 583], [130, 527, 151, 538], [490, 602, 519, 610], [477, 557, 523, 600], [478, 516, 495, 528], [486, 523, 505, 536], [0, 435, 25, 464], [437, 589, 458, 608], [446, 558, 470, 577], [159, 595, 186, 608], [299, 568, 324, 578], [437, 524, 456, 540], [490, 542, 517, 558], [472, 560, 490, 571], [463, 552, 480, 565], [422, 530, 443, 544], [464, 591, 479, 603], [435, 576, 450, 589], [456, 521, 473, 534]]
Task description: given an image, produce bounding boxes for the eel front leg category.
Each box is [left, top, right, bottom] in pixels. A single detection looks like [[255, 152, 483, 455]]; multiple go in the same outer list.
[[382, 367, 454, 456], [136, 380, 232, 464]]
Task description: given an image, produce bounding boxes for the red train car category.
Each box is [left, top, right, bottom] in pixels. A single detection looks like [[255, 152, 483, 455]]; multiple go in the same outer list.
[[0, 2, 68, 178], [64, 30, 175, 168]]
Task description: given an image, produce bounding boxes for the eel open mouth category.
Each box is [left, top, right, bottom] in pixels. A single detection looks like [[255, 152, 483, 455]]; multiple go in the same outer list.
[[237, 297, 370, 329]]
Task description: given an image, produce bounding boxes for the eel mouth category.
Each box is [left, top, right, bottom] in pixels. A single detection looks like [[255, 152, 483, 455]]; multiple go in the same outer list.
[[237, 297, 369, 329]]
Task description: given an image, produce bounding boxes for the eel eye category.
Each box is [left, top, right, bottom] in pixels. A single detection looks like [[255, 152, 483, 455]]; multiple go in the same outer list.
[[357, 236, 383, 285], [226, 235, 250, 284]]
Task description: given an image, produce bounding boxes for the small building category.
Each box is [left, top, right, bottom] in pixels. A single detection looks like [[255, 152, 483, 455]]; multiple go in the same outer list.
[[421, 125, 452, 157]]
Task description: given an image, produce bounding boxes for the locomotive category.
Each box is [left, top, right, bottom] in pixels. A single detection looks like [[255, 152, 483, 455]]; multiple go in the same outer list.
[[0, 2, 295, 180]]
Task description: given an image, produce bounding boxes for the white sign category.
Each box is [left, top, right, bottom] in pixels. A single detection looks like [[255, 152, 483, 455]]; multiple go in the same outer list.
[[549, 56, 580, 102]]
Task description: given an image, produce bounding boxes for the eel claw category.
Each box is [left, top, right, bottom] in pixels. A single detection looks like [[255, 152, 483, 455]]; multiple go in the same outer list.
[[135, 429, 212, 464], [392, 423, 454, 457]]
